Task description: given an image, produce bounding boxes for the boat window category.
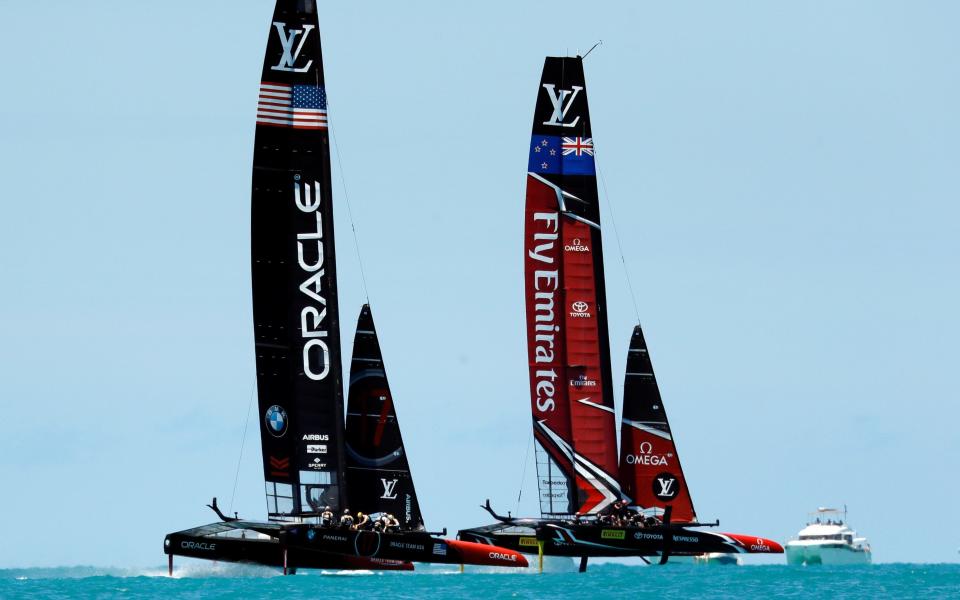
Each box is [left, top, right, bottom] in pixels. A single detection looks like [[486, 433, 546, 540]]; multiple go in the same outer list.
[[265, 481, 295, 515], [798, 534, 846, 541]]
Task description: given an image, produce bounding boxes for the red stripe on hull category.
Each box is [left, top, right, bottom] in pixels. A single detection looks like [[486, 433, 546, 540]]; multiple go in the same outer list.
[[721, 533, 784, 554], [445, 539, 529, 567]]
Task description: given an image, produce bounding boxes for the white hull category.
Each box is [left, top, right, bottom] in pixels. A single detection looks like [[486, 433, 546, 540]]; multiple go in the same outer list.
[[785, 543, 871, 566], [696, 552, 741, 566], [669, 553, 741, 566]]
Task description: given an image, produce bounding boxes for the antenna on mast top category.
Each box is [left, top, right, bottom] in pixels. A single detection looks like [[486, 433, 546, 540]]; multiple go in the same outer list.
[[582, 40, 603, 59]]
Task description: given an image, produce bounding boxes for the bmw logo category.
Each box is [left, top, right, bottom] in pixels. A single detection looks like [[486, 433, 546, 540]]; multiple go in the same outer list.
[[265, 405, 288, 437]]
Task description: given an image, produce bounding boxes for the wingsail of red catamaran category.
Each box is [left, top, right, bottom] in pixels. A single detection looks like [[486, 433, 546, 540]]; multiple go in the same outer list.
[[457, 55, 782, 571], [163, 0, 526, 573]]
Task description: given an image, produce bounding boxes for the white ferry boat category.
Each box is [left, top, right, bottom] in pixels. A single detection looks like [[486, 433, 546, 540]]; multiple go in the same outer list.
[[785, 507, 871, 565]]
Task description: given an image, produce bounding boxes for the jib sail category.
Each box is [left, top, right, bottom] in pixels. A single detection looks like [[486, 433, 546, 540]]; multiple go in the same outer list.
[[251, 0, 346, 518], [344, 305, 424, 530], [617, 325, 697, 523], [524, 57, 621, 516]]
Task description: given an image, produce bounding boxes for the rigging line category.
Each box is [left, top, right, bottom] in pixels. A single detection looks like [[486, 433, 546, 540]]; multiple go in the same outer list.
[[328, 117, 372, 305], [229, 377, 257, 515], [516, 429, 534, 514], [595, 151, 642, 326], [582, 40, 603, 60]]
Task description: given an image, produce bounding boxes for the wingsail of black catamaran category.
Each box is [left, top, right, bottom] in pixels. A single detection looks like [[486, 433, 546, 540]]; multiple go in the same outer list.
[[457, 56, 783, 571], [163, 0, 526, 573]]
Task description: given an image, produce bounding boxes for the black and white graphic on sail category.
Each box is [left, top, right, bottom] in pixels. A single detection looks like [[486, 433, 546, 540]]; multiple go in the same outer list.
[[344, 305, 425, 530]]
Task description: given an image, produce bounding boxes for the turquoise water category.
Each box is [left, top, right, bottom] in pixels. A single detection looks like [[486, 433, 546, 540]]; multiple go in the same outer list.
[[2, 563, 958, 598]]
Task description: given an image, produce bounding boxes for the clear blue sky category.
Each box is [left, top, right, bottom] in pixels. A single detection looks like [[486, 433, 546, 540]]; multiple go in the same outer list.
[[1, 1, 957, 567]]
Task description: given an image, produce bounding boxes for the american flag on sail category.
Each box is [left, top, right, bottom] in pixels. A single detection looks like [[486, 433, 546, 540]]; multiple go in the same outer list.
[[561, 137, 594, 156], [257, 82, 328, 129]]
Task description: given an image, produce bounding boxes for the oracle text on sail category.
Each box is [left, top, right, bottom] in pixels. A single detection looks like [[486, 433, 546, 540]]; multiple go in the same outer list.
[[295, 179, 331, 381]]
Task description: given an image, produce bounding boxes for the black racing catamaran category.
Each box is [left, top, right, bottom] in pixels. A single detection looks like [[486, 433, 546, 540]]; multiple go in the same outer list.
[[457, 56, 783, 570], [163, 0, 526, 573]]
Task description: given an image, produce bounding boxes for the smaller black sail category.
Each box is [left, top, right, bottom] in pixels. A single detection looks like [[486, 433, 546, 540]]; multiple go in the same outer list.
[[344, 305, 425, 530]]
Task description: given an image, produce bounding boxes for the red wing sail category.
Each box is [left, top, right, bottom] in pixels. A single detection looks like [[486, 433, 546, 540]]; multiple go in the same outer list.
[[618, 326, 697, 522], [525, 57, 621, 516]]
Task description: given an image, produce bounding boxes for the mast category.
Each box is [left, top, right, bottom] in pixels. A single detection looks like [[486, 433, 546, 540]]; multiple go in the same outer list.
[[618, 325, 697, 522], [524, 57, 621, 516], [251, 0, 346, 518], [344, 305, 425, 530]]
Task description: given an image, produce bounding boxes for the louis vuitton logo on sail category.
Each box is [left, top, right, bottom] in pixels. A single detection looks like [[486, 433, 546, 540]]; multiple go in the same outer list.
[[271, 22, 314, 73], [542, 84, 583, 128], [381, 478, 399, 500], [528, 211, 560, 412], [294, 176, 330, 381]]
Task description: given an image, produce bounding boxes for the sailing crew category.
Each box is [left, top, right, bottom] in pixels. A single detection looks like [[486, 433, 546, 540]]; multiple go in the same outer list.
[[354, 511, 370, 531], [340, 509, 354, 529], [320, 506, 334, 527], [380, 513, 400, 532], [614, 500, 632, 524]]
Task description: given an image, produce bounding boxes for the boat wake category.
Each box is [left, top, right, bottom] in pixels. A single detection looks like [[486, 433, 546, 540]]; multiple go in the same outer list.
[[149, 562, 281, 579], [319, 569, 377, 576]]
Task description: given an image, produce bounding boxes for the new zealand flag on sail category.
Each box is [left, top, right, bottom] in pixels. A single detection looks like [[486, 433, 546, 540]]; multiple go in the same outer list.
[[528, 135, 595, 175]]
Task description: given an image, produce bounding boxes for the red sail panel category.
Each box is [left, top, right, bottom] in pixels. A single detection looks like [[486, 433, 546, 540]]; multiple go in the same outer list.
[[618, 326, 697, 522], [525, 176, 575, 515], [562, 216, 620, 514]]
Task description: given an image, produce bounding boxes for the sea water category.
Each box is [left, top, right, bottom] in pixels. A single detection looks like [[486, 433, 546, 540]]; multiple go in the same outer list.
[[2, 562, 957, 598]]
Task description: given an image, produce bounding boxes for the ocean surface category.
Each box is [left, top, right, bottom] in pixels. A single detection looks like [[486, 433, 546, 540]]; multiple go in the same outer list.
[[2, 562, 957, 599]]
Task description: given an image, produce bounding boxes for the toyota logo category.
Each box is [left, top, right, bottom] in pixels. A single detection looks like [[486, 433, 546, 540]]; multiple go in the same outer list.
[[572, 301, 589, 312]]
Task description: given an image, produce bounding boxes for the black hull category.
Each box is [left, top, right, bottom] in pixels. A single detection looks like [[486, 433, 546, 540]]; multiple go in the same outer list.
[[164, 522, 411, 571], [164, 520, 527, 571], [458, 522, 783, 559]]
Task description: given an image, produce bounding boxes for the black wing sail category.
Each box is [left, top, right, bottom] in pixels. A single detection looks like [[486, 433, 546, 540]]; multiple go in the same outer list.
[[252, 0, 346, 519], [617, 325, 697, 522], [344, 305, 425, 530]]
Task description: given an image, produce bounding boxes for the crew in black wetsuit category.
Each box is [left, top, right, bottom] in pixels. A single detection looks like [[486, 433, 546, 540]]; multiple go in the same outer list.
[[354, 512, 370, 531], [614, 500, 632, 524], [385, 514, 400, 532], [597, 500, 623, 525], [320, 506, 334, 527], [339, 509, 354, 529]]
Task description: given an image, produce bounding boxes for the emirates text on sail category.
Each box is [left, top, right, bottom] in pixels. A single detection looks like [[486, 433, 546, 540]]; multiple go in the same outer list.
[[529, 211, 561, 412]]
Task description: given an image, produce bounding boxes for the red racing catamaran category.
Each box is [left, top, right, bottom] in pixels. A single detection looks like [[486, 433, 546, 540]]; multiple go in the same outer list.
[[458, 55, 782, 570]]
